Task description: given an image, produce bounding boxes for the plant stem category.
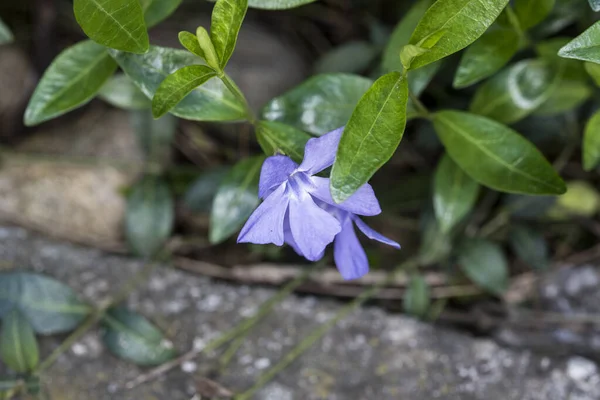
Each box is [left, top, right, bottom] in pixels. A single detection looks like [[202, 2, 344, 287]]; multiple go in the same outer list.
[[234, 257, 420, 400], [219, 73, 255, 123], [408, 91, 430, 119]]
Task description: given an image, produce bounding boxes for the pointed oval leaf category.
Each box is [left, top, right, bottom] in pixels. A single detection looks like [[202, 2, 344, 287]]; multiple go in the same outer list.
[[458, 238, 508, 296], [74, 0, 149, 53], [533, 80, 591, 116], [196, 26, 221, 71], [469, 59, 559, 124], [514, 0, 555, 30], [509, 225, 549, 270], [404, 275, 431, 318], [99, 74, 151, 110], [109, 46, 246, 121], [0, 17, 13, 44], [433, 110, 566, 195], [0, 310, 39, 373], [331, 72, 408, 203], [408, 0, 510, 69], [558, 20, 600, 64], [0, 272, 91, 334], [152, 65, 217, 118], [453, 26, 520, 88], [591, 0, 600, 11], [247, 0, 315, 9], [125, 176, 174, 258], [178, 31, 205, 58], [262, 73, 373, 136], [102, 307, 176, 366], [211, 0, 248, 69], [143, 0, 182, 27], [210, 156, 264, 244], [24, 40, 117, 126], [433, 154, 480, 233], [256, 121, 311, 163], [584, 109, 600, 171], [130, 110, 176, 162]]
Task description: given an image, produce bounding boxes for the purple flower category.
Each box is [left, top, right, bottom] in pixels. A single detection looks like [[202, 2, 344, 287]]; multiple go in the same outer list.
[[237, 127, 399, 279]]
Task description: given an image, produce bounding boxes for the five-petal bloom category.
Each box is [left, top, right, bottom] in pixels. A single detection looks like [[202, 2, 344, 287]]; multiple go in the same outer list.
[[238, 127, 399, 280]]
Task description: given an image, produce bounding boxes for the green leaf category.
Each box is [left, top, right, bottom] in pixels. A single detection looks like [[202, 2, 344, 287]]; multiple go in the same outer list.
[[558, 21, 600, 64], [261, 73, 373, 136], [130, 110, 176, 162], [211, 0, 248, 69], [584, 110, 600, 171], [419, 213, 452, 265], [433, 154, 480, 233], [331, 72, 408, 203], [408, 0, 510, 69], [125, 176, 174, 257], [400, 44, 429, 70], [24, 40, 117, 126], [256, 121, 311, 163], [533, 80, 591, 116], [514, 0, 555, 30], [382, 0, 434, 72], [315, 41, 379, 74], [585, 61, 600, 86], [433, 110, 566, 195], [509, 225, 549, 270], [210, 156, 264, 244], [458, 238, 508, 295], [453, 26, 520, 88], [247, 0, 315, 9], [0, 17, 13, 44], [196, 26, 221, 71], [152, 65, 217, 118], [178, 31, 205, 58], [469, 59, 559, 124], [0, 272, 90, 334], [73, 0, 149, 54], [143, 0, 182, 27], [183, 167, 229, 213], [102, 307, 176, 366], [0, 310, 39, 373], [404, 275, 431, 318], [590, 0, 600, 11], [99, 73, 151, 110], [109, 46, 246, 121]]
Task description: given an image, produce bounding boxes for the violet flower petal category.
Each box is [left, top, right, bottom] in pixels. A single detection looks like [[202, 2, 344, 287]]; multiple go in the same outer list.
[[334, 219, 369, 280], [297, 126, 344, 174], [310, 176, 381, 216], [354, 217, 401, 249], [288, 194, 341, 261], [258, 155, 298, 199], [237, 184, 289, 245]]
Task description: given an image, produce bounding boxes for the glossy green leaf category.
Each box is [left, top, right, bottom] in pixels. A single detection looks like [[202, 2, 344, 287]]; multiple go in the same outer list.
[[0, 272, 90, 334], [152, 65, 217, 118], [99, 74, 151, 110], [469, 59, 559, 124], [256, 121, 311, 163], [458, 238, 508, 295], [102, 307, 176, 366], [0, 17, 13, 44], [262, 73, 373, 136], [382, 0, 434, 72], [184, 167, 229, 213], [130, 110, 176, 162], [143, 0, 182, 27], [211, 0, 248, 69], [210, 156, 264, 244], [24, 40, 117, 126], [514, 0, 555, 30], [453, 26, 520, 88], [584, 110, 600, 171], [509, 225, 549, 270], [196, 26, 221, 71], [590, 0, 600, 11], [125, 176, 174, 258], [73, 0, 149, 53], [331, 71, 408, 203], [400, 44, 430, 70], [178, 31, 204, 58], [433, 111, 566, 195], [404, 275, 431, 318], [315, 41, 378, 74], [408, 0, 510, 69], [558, 21, 600, 64], [433, 154, 480, 233], [247, 0, 315, 9], [109, 46, 246, 121], [585, 62, 600, 86], [0, 310, 39, 373], [533, 80, 591, 116]]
